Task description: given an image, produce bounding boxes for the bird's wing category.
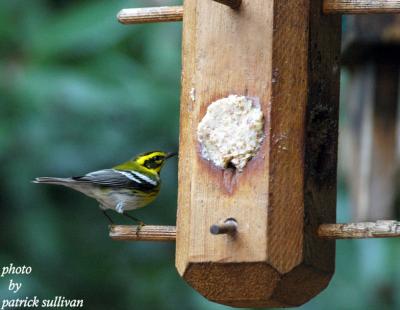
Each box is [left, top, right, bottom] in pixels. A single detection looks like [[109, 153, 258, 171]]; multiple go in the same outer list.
[[73, 169, 158, 192]]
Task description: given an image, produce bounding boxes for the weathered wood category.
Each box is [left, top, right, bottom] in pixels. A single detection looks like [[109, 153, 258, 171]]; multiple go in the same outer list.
[[323, 0, 400, 14], [176, 0, 341, 307], [212, 0, 242, 9], [117, 6, 183, 24], [109, 225, 176, 241], [318, 221, 400, 239]]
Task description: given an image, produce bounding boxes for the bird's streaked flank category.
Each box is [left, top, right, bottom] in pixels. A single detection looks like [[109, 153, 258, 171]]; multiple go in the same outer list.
[[33, 151, 176, 225]]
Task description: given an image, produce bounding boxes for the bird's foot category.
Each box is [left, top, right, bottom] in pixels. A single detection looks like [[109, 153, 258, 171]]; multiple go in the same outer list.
[[135, 221, 145, 236], [102, 210, 114, 225]]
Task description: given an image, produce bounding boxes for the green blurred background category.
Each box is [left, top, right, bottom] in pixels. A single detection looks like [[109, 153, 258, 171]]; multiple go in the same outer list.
[[1, 1, 400, 309]]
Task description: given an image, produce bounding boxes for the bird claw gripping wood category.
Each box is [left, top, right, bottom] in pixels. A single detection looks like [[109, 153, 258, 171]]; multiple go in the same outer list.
[[135, 222, 145, 236]]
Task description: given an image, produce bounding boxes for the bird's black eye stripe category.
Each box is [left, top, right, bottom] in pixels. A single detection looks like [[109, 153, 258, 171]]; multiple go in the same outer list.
[[153, 156, 163, 161]]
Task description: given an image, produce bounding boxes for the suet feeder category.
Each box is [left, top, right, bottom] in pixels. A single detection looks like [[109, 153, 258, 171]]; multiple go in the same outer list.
[[111, 0, 400, 308]]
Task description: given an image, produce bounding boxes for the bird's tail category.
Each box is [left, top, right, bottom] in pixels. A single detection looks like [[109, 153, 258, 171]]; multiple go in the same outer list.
[[33, 177, 74, 186]]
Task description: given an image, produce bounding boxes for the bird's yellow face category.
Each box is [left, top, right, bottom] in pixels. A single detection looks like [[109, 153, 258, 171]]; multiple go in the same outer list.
[[133, 151, 176, 174], [113, 151, 176, 175]]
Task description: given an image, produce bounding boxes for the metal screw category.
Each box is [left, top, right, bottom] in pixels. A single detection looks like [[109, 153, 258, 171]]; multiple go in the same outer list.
[[210, 218, 238, 235], [212, 0, 242, 9]]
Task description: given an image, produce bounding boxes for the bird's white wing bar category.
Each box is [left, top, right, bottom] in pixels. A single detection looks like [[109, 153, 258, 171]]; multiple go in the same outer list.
[[114, 170, 142, 183], [130, 171, 158, 186]]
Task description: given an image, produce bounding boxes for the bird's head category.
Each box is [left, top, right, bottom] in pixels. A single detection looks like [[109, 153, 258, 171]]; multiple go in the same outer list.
[[128, 151, 176, 174]]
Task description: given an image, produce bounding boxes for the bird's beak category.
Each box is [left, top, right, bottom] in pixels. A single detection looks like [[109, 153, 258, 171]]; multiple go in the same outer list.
[[165, 152, 177, 159]]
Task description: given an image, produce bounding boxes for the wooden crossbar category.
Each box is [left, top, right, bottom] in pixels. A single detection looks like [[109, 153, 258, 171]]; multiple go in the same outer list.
[[324, 0, 400, 14], [318, 221, 400, 239], [117, 6, 183, 24], [110, 220, 400, 241], [117, 1, 400, 24], [109, 225, 176, 241]]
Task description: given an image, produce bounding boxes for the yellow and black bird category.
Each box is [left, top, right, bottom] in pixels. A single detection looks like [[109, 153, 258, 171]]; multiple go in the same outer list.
[[33, 151, 176, 224]]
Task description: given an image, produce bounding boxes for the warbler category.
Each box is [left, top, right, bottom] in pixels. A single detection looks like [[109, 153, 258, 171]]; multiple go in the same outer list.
[[33, 151, 176, 224]]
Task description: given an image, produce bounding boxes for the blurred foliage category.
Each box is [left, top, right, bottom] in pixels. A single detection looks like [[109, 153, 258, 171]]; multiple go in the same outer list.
[[0, 1, 400, 309]]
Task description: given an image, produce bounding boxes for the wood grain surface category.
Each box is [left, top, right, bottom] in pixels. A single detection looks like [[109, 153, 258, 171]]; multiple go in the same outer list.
[[117, 6, 183, 24], [109, 225, 176, 241], [324, 0, 400, 14], [318, 221, 400, 238], [177, 0, 274, 274], [176, 0, 341, 307]]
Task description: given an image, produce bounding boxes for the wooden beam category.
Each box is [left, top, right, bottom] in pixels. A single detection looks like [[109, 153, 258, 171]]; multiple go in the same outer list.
[[323, 0, 400, 14], [109, 225, 176, 241], [318, 221, 400, 239], [176, 0, 341, 307], [117, 6, 183, 24]]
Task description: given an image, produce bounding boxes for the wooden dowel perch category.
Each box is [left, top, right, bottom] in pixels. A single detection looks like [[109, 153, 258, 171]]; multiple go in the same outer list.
[[109, 225, 176, 241], [110, 221, 400, 241], [323, 0, 400, 14], [117, 6, 183, 25], [318, 220, 400, 239], [117, 0, 243, 26], [116, 1, 400, 25]]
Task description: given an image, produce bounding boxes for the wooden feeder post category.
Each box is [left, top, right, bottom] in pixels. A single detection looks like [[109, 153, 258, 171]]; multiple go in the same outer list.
[[112, 0, 400, 308], [176, 0, 341, 307]]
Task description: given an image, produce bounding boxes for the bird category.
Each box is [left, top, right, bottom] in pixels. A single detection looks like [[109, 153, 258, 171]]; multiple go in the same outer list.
[[33, 151, 176, 225]]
